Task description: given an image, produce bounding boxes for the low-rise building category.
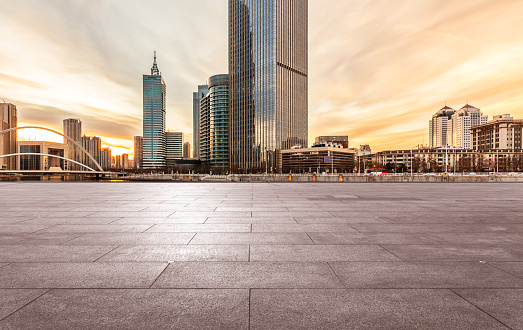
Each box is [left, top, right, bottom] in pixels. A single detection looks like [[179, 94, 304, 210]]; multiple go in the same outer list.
[[278, 147, 356, 174], [17, 141, 70, 171]]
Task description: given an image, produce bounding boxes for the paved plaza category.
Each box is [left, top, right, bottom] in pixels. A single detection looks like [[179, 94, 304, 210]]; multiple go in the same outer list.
[[0, 182, 522, 329]]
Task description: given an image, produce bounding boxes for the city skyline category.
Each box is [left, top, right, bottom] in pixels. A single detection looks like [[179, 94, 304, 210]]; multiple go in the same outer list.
[[3, 0, 523, 156]]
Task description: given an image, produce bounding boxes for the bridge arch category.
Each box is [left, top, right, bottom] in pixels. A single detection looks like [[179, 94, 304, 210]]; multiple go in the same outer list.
[[0, 153, 97, 172], [0, 126, 104, 171]]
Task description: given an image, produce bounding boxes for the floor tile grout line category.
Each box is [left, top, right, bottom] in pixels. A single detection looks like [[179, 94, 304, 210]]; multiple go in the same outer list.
[[141, 225, 156, 233], [377, 244, 405, 261], [93, 245, 121, 262], [0, 289, 50, 322], [486, 263, 523, 280], [58, 234, 85, 246], [305, 232, 316, 245], [186, 233, 197, 245], [327, 262, 347, 289], [148, 263, 170, 289], [449, 289, 514, 330], [248, 288, 252, 330]]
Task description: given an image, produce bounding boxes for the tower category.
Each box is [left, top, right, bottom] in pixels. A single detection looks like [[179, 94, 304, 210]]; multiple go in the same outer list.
[[229, 0, 308, 172], [143, 52, 166, 169]]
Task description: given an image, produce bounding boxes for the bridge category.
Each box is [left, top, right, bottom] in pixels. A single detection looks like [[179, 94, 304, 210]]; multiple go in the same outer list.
[[0, 126, 106, 174]]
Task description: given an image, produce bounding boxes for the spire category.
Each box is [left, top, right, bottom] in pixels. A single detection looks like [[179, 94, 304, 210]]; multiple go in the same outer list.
[[151, 51, 160, 75]]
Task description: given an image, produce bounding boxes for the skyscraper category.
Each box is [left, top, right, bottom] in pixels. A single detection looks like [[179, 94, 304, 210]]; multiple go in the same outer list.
[[101, 147, 112, 171], [0, 102, 17, 170], [183, 142, 191, 159], [429, 106, 455, 148], [63, 118, 82, 170], [448, 104, 488, 149], [143, 52, 166, 169], [200, 74, 229, 168], [81, 135, 102, 170], [229, 0, 308, 172], [193, 85, 209, 160], [134, 136, 143, 169]]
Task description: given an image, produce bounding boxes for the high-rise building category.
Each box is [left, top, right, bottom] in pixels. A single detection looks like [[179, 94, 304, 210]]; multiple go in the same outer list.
[[193, 85, 209, 160], [134, 136, 143, 169], [121, 153, 129, 169], [183, 142, 191, 159], [63, 118, 82, 170], [166, 131, 183, 166], [101, 148, 112, 171], [0, 103, 17, 170], [229, 0, 308, 172], [429, 106, 455, 148], [200, 74, 229, 168], [143, 52, 166, 169], [81, 135, 102, 170], [472, 114, 523, 151], [115, 155, 121, 170], [447, 105, 488, 149]]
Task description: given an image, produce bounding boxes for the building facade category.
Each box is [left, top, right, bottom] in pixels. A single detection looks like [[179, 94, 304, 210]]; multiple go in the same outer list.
[[81, 136, 102, 170], [63, 118, 82, 170], [17, 141, 69, 171], [143, 52, 166, 169], [314, 136, 349, 148], [200, 74, 229, 168], [229, 0, 308, 172], [0, 103, 17, 170], [278, 147, 355, 174], [429, 106, 455, 148], [193, 85, 209, 160], [183, 142, 191, 159], [166, 132, 183, 166], [472, 114, 523, 151], [101, 148, 112, 171], [134, 136, 143, 169], [448, 105, 487, 149]]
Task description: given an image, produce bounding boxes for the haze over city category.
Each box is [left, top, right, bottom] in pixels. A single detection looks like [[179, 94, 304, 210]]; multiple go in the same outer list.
[[2, 0, 523, 156]]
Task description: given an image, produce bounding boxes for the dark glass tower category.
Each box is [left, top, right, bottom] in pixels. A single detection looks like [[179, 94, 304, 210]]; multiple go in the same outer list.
[[229, 0, 308, 172], [143, 52, 166, 169], [200, 74, 229, 169]]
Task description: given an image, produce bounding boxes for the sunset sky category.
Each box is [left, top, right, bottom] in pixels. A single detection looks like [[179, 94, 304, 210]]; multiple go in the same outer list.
[[2, 0, 523, 156]]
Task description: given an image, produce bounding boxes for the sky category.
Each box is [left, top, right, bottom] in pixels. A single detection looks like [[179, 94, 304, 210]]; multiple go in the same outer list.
[[2, 0, 523, 156]]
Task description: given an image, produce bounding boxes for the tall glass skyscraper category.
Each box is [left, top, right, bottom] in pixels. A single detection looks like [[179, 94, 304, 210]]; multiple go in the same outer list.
[[200, 74, 229, 168], [193, 85, 209, 160], [229, 0, 308, 172], [143, 52, 166, 169]]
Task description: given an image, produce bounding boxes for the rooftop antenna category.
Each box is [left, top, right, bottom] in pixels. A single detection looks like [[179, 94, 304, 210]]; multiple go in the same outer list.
[[151, 51, 160, 75]]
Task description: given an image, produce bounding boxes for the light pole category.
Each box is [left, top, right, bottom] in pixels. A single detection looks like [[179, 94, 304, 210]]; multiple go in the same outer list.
[[496, 149, 499, 173]]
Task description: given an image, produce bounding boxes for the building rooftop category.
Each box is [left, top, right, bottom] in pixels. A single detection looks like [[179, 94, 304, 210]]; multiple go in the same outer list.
[[0, 182, 521, 328]]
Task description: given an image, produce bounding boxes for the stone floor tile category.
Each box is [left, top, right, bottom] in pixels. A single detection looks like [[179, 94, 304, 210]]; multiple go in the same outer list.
[[0, 263, 167, 288], [0, 225, 51, 234], [424, 233, 523, 244], [110, 217, 207, 224], [205, 217, 297, 224], [352, 223, 523, 233], [63, 233, 195, 245], [0, 245, 116, 262], [382, 244, 523, 261], [98, 245, 249, 262], [146, 224, 251, 233], [189, 233, 314, 245], [250, 289, 508, 330], [454, 289, 523, 330], [250, 245, 399, 262], [489, 262, 523, 278], [86, 211, 174, 218], [0, 289, 248, 329], [251, 224, 357, 233], [295, 217, 387, 224], [330, 262, 523, 288], [152, 262, 344, 288], [0, 289, 47, 320], [39, 224, 152, 233], [308, 232, 439, 245]]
